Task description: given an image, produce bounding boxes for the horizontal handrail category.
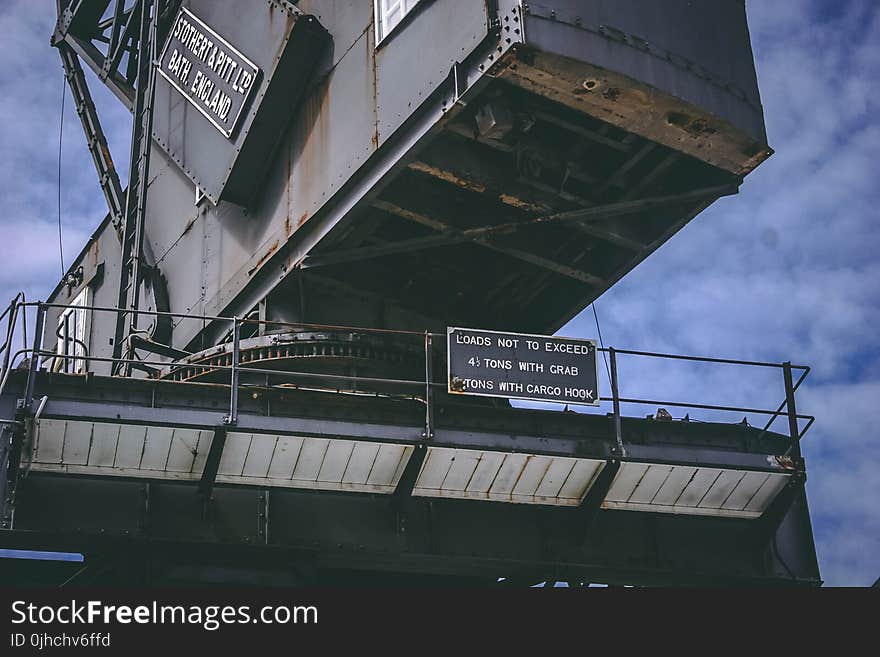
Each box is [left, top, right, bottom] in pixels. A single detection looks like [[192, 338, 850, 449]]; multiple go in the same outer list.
[[1, 297, 817, 452]]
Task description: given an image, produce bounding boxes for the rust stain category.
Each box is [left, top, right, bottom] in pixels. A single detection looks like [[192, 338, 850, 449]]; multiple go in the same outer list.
[[248, 240, 280, 276], [408, 161, 487, 194], [89, 239, 99, 268], [498, 193, 545, 213], [181, 215, 197, 237]]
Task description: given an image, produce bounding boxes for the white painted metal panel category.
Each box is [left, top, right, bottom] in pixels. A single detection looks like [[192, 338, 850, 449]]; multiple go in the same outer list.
[[600, 462, 790, 518], [465, 451, 505, 494], [317, 440, 354, 482], [558, 459, 603, 502], [267, 435, 304, 479], [601, 500, 763, 519], [442, 449, 482, 491], [367, 444, 410, 486], [241, 433, 277, 478], [412, 449, 604, 506], [34, 419, 65, 464], [217, 432, 252, 476], [141, 426, 174, 470], [26, 419, 793, 513], [606, 463, 649, 502], [189, 430, 210, 475], [61, 421, 91, 465], [676, 468, 723, 507], [115, 424, 147, 468], [534, 458, 576, 499], [166, 428, 201, 472], [293, 438, 330, 481], [416, 447, 455, 490], [87, 423, 120, 467], [512, 455, 553, 498], [745, 473, 789, 512], [488, 453, 529, 497], [652, 466, 698, 506], [722, 472, 770, 510], [342, 442, 381, 485], [700, 470, 745, 509], [629, 464, 674, 504]]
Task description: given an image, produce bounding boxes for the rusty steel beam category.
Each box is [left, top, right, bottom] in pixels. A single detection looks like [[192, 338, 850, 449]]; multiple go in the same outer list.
[[370, 201, 605, 285], [593, 142, 657, 196], [304, 183, 734, 275]]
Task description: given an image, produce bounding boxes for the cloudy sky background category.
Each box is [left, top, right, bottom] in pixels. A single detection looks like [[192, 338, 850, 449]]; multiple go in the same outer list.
[[0, 1, 876, 585]]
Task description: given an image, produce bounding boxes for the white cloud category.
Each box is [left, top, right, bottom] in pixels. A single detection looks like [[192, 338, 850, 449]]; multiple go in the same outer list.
[[564, 1, 880, 585]]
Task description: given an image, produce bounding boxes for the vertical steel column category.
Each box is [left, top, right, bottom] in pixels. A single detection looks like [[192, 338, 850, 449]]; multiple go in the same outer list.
[[783, 361, 801, 460], [609, 347, 624, 456], [424, 331, 433, 440], [226, 317, 240, 425]]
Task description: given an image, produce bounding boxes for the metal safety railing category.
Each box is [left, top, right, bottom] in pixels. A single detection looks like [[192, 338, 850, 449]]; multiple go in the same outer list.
[[0, 298, 815, 458]]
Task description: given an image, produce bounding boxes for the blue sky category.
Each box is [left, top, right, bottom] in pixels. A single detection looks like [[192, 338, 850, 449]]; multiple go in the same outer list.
[[0, 1, 877, 585]]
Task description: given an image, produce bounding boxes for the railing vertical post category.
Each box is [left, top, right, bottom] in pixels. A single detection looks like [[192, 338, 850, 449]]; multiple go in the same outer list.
[[1, 298, 17, 375], [782, 361, 801, 460], [424, 331, 433, 440], [609, 347, 624, 456], [62, 312, 71, 373], [24, 303, 45, 410], [226, 317, 240, 425]]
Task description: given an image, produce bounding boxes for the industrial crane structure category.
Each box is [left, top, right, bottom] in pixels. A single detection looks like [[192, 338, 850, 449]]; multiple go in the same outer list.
[[0, 0, 820, 586]]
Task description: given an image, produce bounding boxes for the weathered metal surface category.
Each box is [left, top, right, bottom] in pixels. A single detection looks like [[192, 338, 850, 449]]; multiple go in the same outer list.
[[152, 0, 330, 205], [504, 0, 771, 176], [54, 1, 774, 358], [375, 0, 489, 144]]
